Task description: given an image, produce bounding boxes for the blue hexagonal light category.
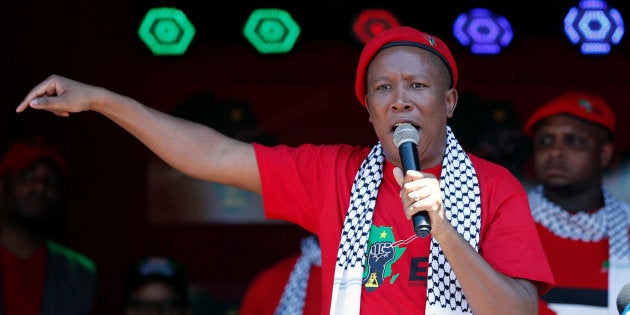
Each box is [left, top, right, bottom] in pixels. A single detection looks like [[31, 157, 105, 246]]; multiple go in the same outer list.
[[564, 0, 624, 55], [453, 8, 513, 55]]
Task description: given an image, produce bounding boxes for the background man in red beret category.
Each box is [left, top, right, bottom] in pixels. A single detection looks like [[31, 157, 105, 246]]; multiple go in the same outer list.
[[15, 26, 553, 314], [0, 138, 97, 315], [524, 92, 630, 315]]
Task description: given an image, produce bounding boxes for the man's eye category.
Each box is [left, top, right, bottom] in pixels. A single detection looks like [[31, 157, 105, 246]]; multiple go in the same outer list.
[[536, 136, 554, 147], [376, 84, 390, 90], [411, 83, 425, 88], [19, 170, 35, 181], [564, 135, 587, 148]]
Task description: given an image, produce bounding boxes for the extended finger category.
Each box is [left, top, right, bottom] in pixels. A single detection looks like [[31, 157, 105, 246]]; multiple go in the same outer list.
[[16, 77, 59, 112]]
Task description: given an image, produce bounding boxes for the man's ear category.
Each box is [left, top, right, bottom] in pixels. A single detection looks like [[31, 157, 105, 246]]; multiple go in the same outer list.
[[601, 142, 614, 168], [445, 88, 458, 118], [365, 95, 374, 123]]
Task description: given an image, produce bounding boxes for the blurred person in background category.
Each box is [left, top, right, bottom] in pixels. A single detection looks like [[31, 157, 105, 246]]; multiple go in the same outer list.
[[524, 91, 630, 315], [0, 137, 97, 315], [240, 234, 322, 315]]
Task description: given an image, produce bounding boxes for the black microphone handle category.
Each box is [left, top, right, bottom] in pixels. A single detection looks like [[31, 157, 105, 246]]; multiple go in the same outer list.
[[398, 141, 431, 237]]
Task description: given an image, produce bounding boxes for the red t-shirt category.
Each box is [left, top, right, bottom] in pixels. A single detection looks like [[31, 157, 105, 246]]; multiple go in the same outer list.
[[254, 143, 554, 314], [239, 254, 322, 315], [536, 224, 609, 315], [0, 243, 47, 315]]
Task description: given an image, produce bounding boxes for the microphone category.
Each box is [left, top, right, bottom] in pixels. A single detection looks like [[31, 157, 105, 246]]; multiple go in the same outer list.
[[393, 123, 431, 237], [618, 282, 630, 315]]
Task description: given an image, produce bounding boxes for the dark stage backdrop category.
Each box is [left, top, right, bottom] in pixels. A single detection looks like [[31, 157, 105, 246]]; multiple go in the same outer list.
[[1, 0, 629, 313]]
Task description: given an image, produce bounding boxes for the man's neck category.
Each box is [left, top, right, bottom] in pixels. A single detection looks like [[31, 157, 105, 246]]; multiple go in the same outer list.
[[1, 224, 45, 259], [543, 184, 604, 214]]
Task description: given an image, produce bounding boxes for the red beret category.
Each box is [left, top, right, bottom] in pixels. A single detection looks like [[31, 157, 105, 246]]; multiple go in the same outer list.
[[354, 26, 458, 107], [0, 140, 67, 176], [524, 92, 615, 137]]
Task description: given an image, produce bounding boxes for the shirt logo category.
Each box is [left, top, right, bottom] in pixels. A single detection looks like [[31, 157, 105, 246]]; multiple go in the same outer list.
[[362, 225, 421, 291]]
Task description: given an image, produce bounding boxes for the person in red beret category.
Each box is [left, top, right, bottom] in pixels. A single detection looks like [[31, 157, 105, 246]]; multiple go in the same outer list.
[[15, 26, 553, 314], [0, 138, 97, 315], [524, 92, 630, 315]]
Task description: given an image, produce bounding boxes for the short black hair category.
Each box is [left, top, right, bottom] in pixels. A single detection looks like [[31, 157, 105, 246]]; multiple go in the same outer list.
[[122, 257, 189, 306]]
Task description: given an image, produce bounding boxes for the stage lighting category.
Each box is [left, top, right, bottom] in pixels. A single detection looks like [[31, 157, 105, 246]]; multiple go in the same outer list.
[[138, 7, 196, 56], [564, 0, 624, 55], [352, 9, 400, 45], [453, 8, 513, 54], [243, 8, 301, 54]]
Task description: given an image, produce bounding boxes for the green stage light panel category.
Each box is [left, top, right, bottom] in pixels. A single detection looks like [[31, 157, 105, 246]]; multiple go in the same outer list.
[[243, 8, 301, 54], [138, 7, 196, 56]]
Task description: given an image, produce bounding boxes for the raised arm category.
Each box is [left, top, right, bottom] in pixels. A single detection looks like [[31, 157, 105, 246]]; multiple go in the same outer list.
[[16, 74, 261, 193]]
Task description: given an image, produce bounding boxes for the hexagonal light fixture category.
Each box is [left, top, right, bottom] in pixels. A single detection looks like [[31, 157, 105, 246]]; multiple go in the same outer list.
[[564, 0, 624, 55], [243, 8, 301, 54], [453, 8, 513, 54], [138, 7, 196, 56], [352, 8, 401, 45]]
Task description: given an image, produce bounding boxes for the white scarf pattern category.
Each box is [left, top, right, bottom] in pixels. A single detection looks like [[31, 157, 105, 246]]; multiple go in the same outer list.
[[275, 235, 322, 315], [331, 126, 481, 315], [528, 185, 630, 261]]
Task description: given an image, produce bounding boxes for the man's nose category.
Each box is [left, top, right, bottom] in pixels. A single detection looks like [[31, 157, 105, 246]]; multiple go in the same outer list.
[[390, 89, 412, 112]]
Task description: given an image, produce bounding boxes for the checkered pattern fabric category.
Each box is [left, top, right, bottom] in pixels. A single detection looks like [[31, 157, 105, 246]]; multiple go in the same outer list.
[[275, 235, 321, 315], [336, 143, 384, 268], [427, 126, 480, 314]]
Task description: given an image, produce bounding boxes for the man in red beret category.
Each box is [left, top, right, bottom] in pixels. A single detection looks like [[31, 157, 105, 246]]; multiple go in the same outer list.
[[0, 138, 97, 315], [524, 92, 630, 315], [16, 26, 553, 314]]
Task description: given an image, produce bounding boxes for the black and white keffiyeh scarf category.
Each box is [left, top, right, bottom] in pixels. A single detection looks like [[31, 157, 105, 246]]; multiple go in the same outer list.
[[331, 126, 481, 315], [275, 235, 322, 315], [528, 186, 630, 311]]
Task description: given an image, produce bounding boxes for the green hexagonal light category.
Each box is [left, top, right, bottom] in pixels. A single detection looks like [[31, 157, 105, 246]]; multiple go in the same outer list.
[[243, 8, 301, 54], [138, 7, 196, 56]]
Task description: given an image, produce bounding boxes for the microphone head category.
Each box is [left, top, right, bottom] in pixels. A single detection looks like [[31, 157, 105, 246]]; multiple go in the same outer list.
[[393, 123, 419, 148], [618, 282, 630, 314]]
